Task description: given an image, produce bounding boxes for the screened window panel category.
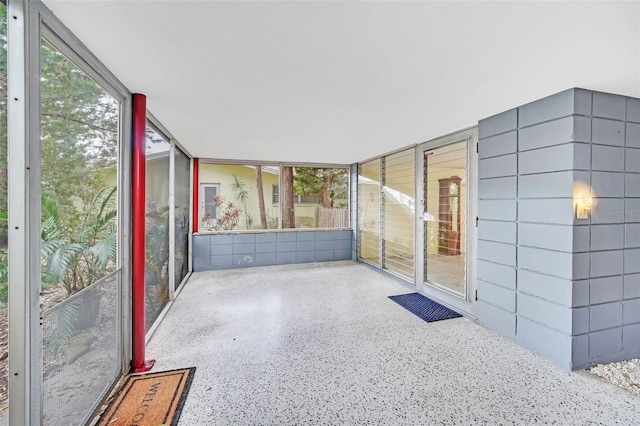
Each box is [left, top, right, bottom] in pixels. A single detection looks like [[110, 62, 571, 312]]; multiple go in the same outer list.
[[382, 149, 415, 279], [291, 167, 349, 229], [174, 147, 190, 289], [357, 159, 381, 265], [145, 124, 170, 331]]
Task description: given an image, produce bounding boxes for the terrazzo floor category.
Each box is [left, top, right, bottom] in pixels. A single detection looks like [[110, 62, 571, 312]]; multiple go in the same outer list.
[[146, 261, 640, 425]]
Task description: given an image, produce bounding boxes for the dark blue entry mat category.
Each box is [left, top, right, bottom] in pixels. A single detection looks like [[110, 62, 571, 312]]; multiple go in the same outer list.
[[388, 292, 462, 322]]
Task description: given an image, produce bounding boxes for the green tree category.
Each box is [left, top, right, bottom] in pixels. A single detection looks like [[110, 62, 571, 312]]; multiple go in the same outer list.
[[293, 168, 349, 208]]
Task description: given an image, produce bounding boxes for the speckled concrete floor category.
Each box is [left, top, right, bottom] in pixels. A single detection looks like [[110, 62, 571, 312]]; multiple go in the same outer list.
[[146, 261, 640, 425]]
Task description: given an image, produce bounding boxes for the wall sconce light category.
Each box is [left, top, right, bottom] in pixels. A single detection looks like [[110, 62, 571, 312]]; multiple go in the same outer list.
[[576, 192, 593, 219]]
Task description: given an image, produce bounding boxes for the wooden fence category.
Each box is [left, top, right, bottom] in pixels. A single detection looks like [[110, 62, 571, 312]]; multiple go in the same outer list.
[[313, 207, 349, 228]]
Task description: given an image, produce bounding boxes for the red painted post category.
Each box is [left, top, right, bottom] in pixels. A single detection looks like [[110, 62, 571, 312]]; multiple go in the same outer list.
[[131, 93, 155, 373], [192, 158, 199, 233]]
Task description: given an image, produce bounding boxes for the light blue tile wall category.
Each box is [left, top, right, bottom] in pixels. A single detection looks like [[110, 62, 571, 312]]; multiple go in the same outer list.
[[193, 230, 353, 271], [478, 88, 640, 370]]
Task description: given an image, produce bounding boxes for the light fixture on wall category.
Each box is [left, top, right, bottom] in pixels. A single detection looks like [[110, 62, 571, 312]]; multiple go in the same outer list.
[[576, 192, 593, 219]]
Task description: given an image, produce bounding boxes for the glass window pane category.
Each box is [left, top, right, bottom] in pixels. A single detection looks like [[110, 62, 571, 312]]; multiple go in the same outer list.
[[0, 2, 7, 416], [174, 147, 190, 289], [357, 159, 381, 264], [383, 149, 415, 279], [39, 37, 121, 425], [199, 164, 280, 231], [145, 124, 170, 330], [289, 167, 349, 229], [423, 141, 467, 295]]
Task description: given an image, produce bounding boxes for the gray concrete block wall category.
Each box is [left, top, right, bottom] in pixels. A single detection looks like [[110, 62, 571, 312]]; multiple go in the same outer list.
[[478, 88, 640, 370], [192, 230, 353, 271]]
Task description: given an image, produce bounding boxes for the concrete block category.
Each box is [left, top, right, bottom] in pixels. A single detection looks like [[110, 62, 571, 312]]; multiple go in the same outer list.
[[477, 301, 516, 339], [210, 234, 233, 245], [519, 117, 587, 152], [625, 224, 640, 248], [478, 280, 515, 312], [518, 199, 574, 225], [590, 276, 624, 304], [624, 274, 640, 299], [335, 249, 352, 260], [479, 200, 517, 221], [593, 91, 627, 120], [233, 254, 255, 267], [316, 239, 333, 251], [628, 97, 640, 123], [254, 253, 276, 266], [296, 251, 316, 263], [625, 148, 640, 172], [519, 88, 585, 128], [518, 223, 573, 252], [478, 220, 516, 244], [479, 108, 518, 139], [478, 131, 517, 159], [478, 260, 516, 289], [591, 199, 625, 224], [477, 240, 516, 267], [478, 177, 517, 199], [234, 243, 255, 255], [211, 255, 233, 268], [590, 302, 623, 331], [626, 123, 640, 148], [590, 224, 624, 250], [256, 233, 276, 243], [277, 241, 296, 252], [517, 269, 574, 307], [277, 233, 297, 242], [625, 174, 640, 197], [192, 256, 210, 272], [276, 252, 296, 264], [193, 236, 211, 257], [574, 279, 590, 307], [296, 232, 316, 241], [518, 171, 574, 199], [211, 243, 233, 255], [479, 154, 517, 179], [296, 240, 315, 252], [317, 231, 336, 241], [256, 242, 276, 253], [316, 250, 334, 262], [519, 145, 570, 175], [591, 172, 625, 198], [233, 233, 256, 244], [623, 299, 640, 325], [592, 145, 625, 172], [590, 250, 624, 278], [574, 226, 591, 253], [590, 327, 623, 360], [334, 239, 351, 250], [335, 231, 352, 240], [625, 198, 640, 223], [625, 249, 640, 274], [592, 118, 625, 147], [573, 252, 590, 280], [516, 316, 572, 370], [517, 293, 574, 334], [623, 324, 640, 351], [573, 307, 591, 335], [518, 246, 574, 279], [572, 334, 590, 370]]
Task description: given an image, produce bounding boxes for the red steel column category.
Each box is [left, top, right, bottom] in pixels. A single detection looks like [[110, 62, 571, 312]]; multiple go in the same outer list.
[[192, 158, 199, 233], [131, 93, 155, 373]]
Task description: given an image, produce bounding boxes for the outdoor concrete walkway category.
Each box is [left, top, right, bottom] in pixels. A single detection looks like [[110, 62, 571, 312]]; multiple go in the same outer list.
[[146, 261, 640, 425]]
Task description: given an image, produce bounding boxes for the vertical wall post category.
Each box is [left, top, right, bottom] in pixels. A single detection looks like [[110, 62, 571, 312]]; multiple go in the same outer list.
[[192, 158, 199, 233], [131, 93, 154, 372]]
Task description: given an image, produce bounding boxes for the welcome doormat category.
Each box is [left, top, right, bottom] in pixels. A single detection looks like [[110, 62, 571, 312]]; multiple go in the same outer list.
[[97, 367, 196, 426], [389, 292, 462, 322]]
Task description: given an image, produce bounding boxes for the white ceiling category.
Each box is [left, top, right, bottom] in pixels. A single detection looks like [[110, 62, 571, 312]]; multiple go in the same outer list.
[[43, 1, 640, 164]]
